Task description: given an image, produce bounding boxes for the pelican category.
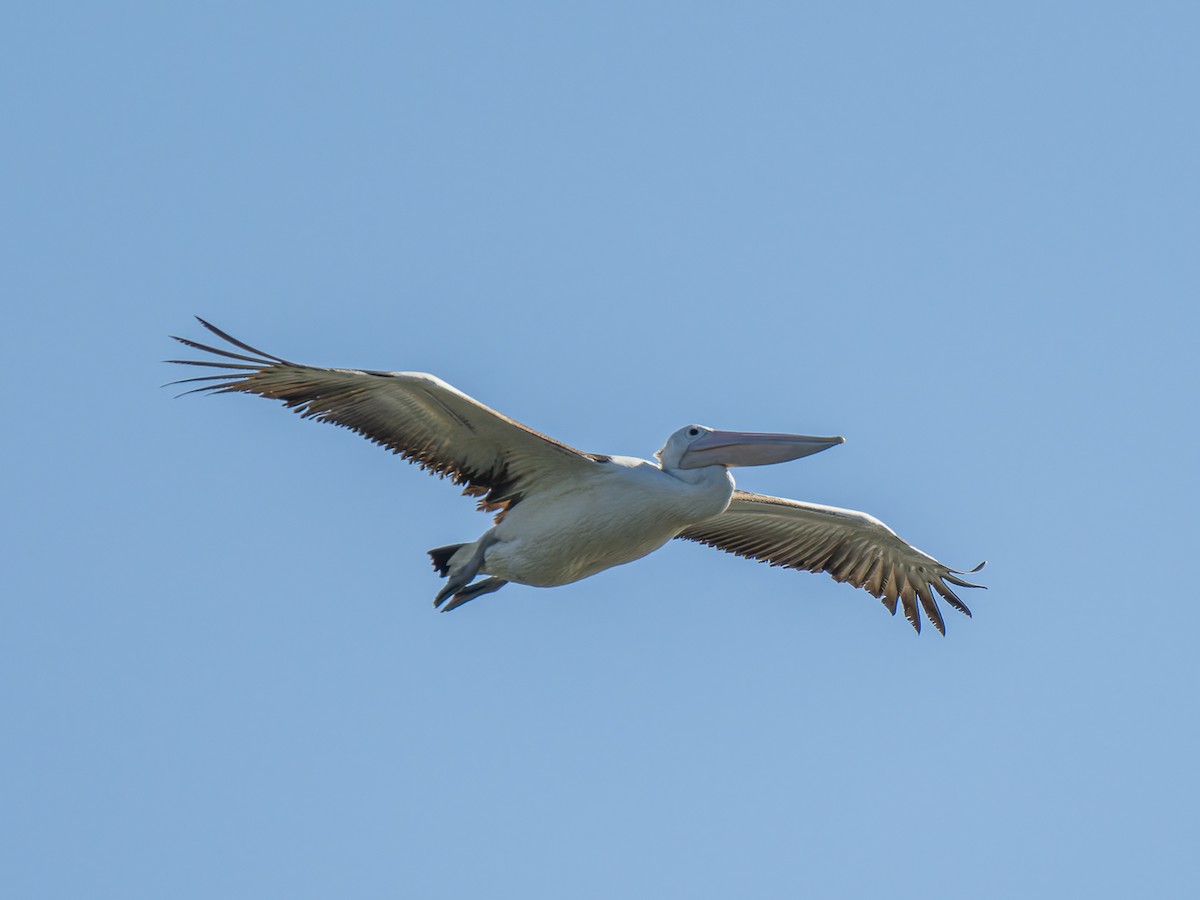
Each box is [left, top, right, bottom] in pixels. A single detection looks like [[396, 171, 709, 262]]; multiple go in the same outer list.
[[168, 318, 985, 634]]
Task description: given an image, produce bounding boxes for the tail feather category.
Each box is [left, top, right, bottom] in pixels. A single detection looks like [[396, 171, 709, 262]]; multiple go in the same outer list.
[[428, 544, 467, 578]]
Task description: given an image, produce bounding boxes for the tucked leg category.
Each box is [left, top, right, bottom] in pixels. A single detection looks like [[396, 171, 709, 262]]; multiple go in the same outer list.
[[433, 532, 499, 607], [439, 577, 509, 613]]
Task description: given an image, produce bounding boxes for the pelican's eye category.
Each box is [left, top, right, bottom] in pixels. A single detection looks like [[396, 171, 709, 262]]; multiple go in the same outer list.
[[687, 427, 700, 437]]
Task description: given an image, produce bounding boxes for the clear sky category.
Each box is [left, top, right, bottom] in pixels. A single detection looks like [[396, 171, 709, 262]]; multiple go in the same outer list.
[[3, 3, 1197, 898]]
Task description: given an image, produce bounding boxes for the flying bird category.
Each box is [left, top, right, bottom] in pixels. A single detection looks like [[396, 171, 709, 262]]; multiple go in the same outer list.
[[168, 318, 985, 634]]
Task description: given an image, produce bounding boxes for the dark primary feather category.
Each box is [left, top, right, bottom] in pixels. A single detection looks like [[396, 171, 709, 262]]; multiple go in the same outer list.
[[677, 490, 986, 635], [166, 317, 606, 514]]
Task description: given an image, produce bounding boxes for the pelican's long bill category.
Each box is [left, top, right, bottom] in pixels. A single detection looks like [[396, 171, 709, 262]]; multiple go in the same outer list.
[[677, 430, 845, 469]]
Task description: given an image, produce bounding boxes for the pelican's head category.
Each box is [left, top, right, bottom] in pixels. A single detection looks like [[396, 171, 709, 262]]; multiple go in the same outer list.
[[656, 424, 845, 471]]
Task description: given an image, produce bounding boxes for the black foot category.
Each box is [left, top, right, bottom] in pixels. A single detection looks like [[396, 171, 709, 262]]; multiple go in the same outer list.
[[439, 577, 509, 613]]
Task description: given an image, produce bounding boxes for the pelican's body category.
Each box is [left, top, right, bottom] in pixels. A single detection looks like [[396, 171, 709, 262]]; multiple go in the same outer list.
[[169, 319, 986, 634], [456, 455, 733, 588]]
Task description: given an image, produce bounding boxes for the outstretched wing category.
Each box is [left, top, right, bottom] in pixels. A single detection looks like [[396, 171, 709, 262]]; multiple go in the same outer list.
[[676, 490, 986, 635], [167, 317, 607, 513]]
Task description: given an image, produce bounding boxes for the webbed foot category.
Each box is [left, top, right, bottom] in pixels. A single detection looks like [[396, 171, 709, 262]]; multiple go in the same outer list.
[[439, 577, 509, 612]]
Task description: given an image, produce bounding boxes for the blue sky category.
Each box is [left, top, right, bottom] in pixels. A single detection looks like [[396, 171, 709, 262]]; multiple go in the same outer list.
[[3, 3, 1197, 897]]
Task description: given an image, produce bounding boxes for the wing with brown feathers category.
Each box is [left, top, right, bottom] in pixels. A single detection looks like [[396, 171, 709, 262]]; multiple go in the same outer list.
[[167, 318, 606, 513], [676, 490, 986, 635]]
